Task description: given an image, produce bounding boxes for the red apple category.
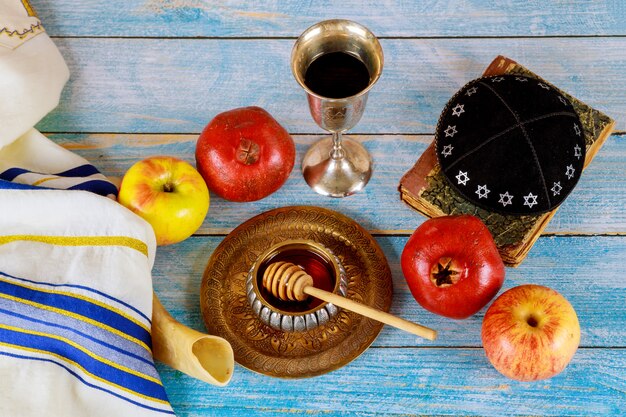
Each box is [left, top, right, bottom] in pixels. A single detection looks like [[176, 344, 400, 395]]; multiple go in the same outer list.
[[118, 156, 209, 246], [482, 284, 580, 381], [195, 106, 295, 202]]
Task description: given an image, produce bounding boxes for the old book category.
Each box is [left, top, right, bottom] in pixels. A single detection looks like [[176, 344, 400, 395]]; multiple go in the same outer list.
[[398, 56, 615, 266]]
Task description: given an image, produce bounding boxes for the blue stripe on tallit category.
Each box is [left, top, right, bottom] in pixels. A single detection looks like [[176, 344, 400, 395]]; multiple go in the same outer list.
[[67, 179, 118, 196], [0, 278, 151, 350], [0, 167, 29, 181], [0, 351, 174, 415], [0, 326, 166, 401], [56, 164, 101, 177], [0, 271, 151, 324], [0, 306, 155, 371], [0, 179, 45, 190], [0, 164, 118, 197], [0, 272, 170, 411], [0, 164, 100, 180]]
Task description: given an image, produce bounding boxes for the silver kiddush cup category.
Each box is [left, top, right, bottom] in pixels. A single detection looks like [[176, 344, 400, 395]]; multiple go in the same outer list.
[[291, 19, 383, 197]]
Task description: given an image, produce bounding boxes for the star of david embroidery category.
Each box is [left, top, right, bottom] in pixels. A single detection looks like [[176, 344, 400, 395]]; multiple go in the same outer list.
[[551, 181, 562, 196], [441, 144, 454, 158], [465, 86, 478, 96], [444, 125, 457, 138], [523, 193, 538, 208], [574, 144, 582, 160], [491, 77, 505, 83], [452, 104, 465, 117], [498, 192, 513, 207], [538, 82, 550, 90], [515, 77, 528, 82], [456, 170, 469, 186], [573, 124, 581, 136], [558, 96, 568, 106], [475, 184, 490, 199], [565, 164, 575, 179]]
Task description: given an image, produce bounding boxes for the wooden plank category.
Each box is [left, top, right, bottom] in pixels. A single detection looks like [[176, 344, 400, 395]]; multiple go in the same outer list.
[[37, 38, 626, 134], [33, 0, 626, 38], [154, 347, 626, 416], [53, 133, 626, 234], [152, 235, 626, 348]]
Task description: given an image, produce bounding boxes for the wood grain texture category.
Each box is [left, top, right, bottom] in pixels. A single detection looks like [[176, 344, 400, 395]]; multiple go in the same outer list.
[[33, 0, 626, 38], [51, 133, 626, 234], [152, 235, 626, 349], [154, 347, 625, 416], [36, 38, 625, 134]]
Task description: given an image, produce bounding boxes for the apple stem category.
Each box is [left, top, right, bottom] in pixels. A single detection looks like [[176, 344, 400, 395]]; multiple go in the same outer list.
[[526, 315, 539, 327], [163, 183, 175, 193]]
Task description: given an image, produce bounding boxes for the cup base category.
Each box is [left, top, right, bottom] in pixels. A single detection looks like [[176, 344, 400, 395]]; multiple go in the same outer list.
[[302, 136, 372, 197]]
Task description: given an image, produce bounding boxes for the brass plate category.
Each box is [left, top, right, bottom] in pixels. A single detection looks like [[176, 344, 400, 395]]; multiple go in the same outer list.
[[200, 206, 393, 378]]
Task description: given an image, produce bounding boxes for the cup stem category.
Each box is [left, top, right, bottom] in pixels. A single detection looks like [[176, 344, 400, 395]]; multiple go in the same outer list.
[[331, 132, 345, 159]]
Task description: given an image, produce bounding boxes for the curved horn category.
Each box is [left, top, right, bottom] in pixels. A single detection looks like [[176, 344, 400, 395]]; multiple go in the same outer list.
[[151, 294, 234, 387]]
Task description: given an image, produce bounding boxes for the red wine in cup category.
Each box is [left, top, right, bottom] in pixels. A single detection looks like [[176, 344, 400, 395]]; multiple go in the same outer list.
[[304, 51, 371, 98]]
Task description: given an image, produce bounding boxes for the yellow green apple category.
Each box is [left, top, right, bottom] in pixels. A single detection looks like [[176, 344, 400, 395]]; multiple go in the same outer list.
[[118, 156, 209, 245], [481, 284, 580, 381]]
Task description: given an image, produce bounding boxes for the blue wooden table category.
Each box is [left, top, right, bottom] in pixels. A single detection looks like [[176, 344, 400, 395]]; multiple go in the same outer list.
[[35, 1, 625, 415]]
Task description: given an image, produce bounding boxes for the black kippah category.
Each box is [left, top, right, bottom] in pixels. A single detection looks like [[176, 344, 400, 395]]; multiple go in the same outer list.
[[435, 74, 585, 215]]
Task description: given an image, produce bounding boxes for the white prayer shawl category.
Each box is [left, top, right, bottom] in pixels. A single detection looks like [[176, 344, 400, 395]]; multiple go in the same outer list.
[[0, 1, 67, 147], [0, 190, 174, 416], [0, 1, 175, 415], [0, 1, 117, 197]]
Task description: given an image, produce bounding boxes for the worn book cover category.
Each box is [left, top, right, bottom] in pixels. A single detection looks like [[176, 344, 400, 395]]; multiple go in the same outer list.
[[399, 56, 615, 266]]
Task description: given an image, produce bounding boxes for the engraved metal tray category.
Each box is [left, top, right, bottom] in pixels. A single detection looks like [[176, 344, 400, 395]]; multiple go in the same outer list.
[[200, 206, 393, 378]]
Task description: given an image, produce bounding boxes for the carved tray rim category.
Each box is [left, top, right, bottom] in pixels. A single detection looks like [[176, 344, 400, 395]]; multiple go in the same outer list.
[[200, 205, 393, 378]]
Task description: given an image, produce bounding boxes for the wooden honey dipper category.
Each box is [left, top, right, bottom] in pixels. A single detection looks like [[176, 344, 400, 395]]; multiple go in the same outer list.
[[263, 261, 438, 341]]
